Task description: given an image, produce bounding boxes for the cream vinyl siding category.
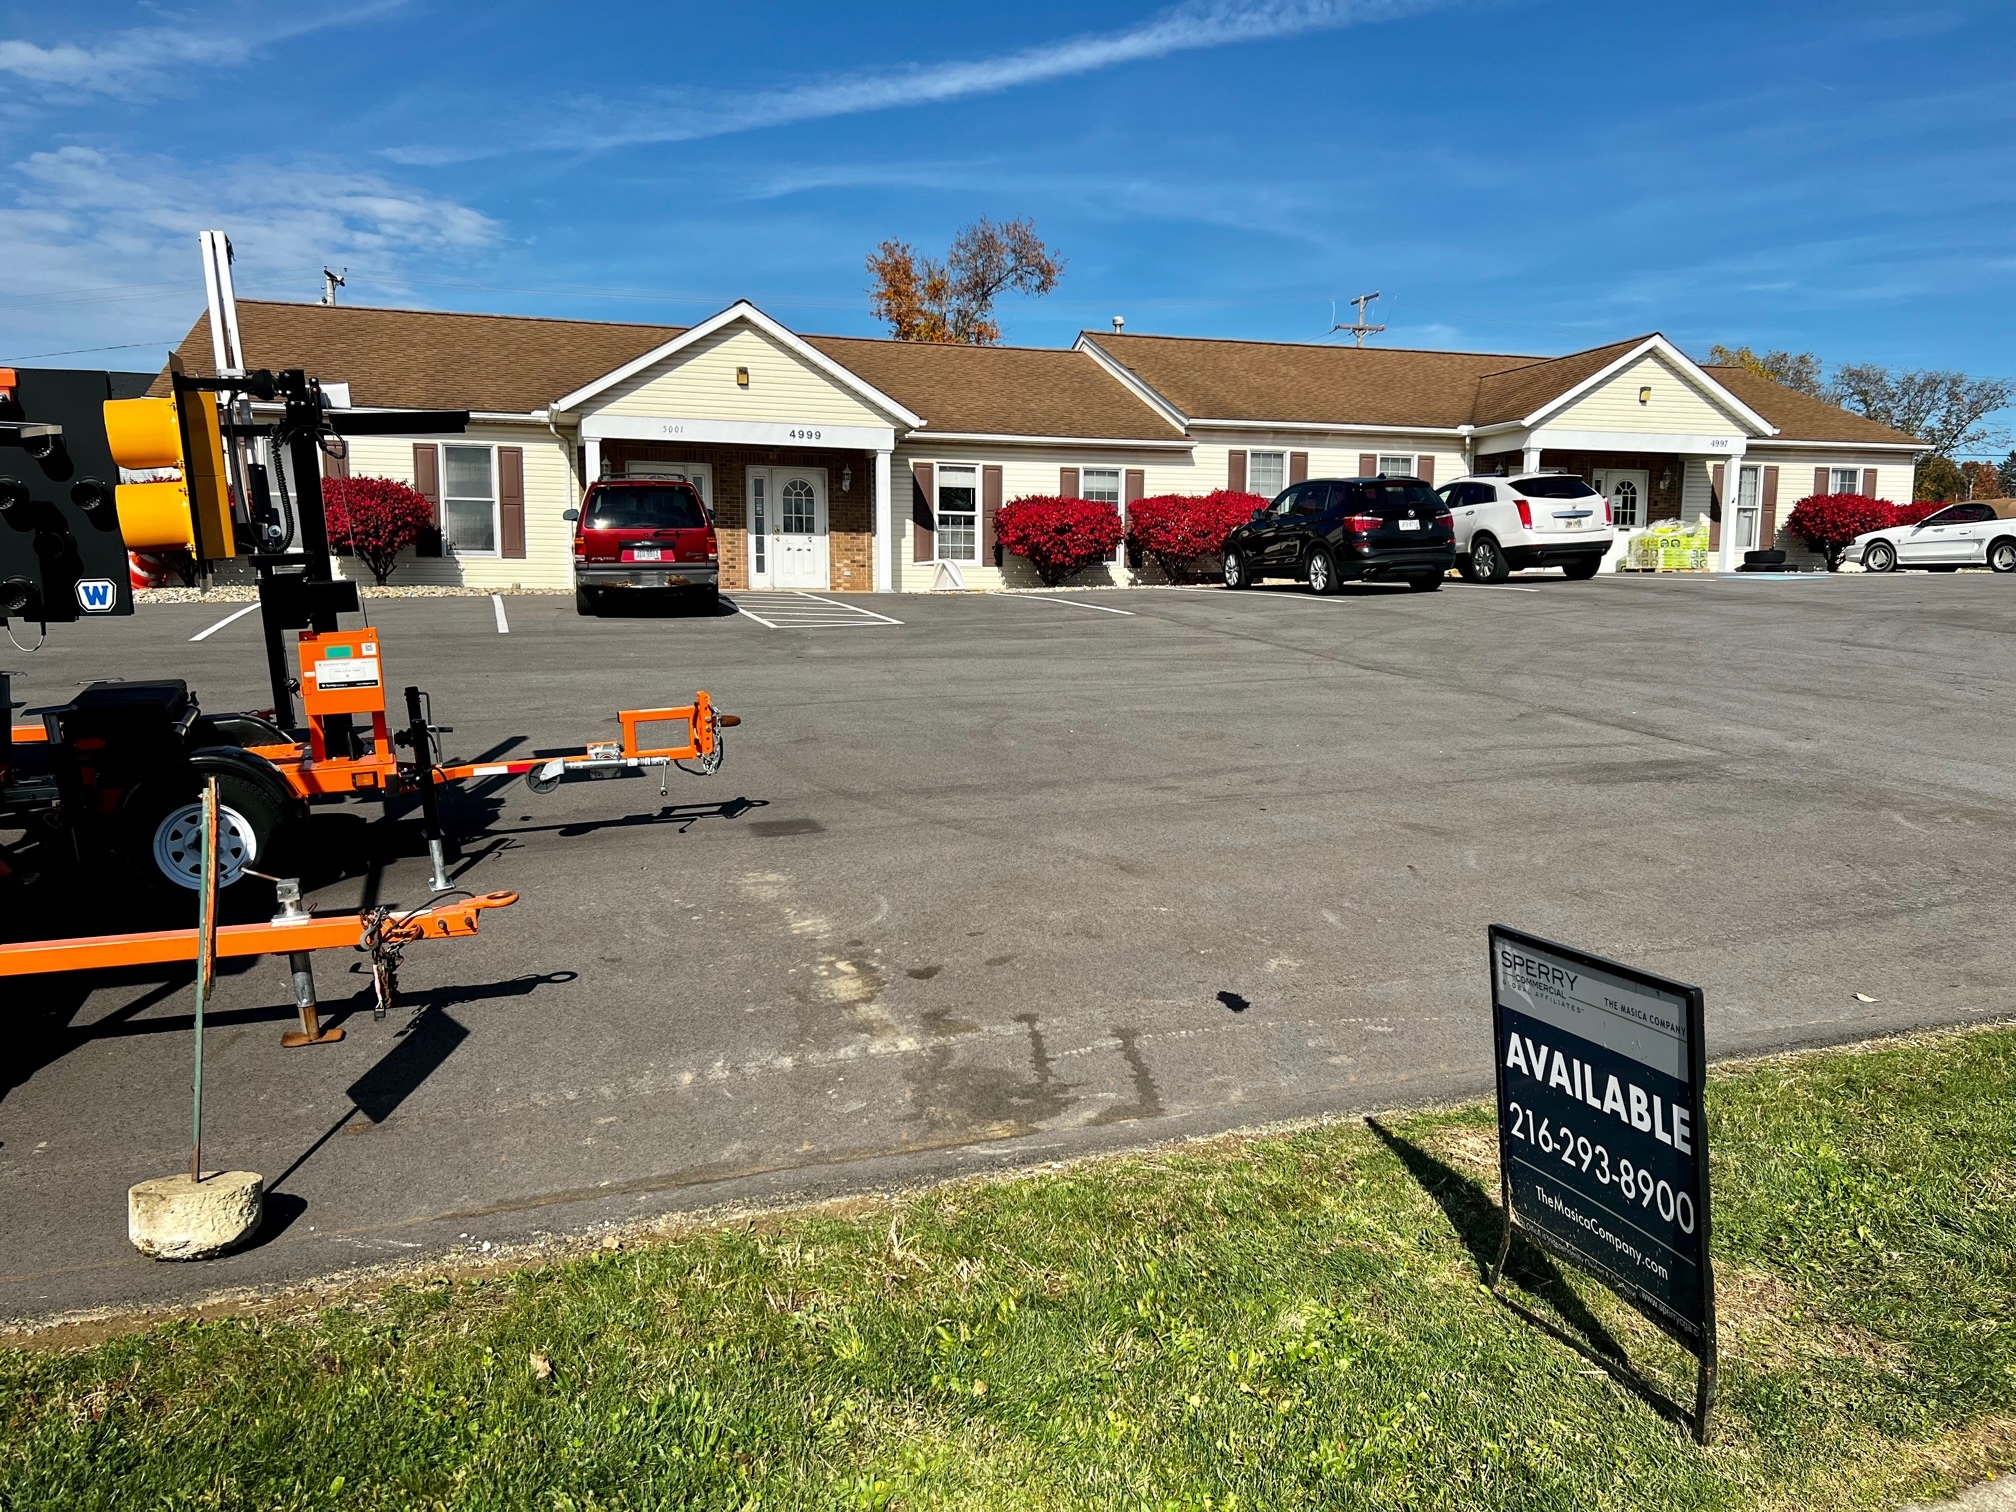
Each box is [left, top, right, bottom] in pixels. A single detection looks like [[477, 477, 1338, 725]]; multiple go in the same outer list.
[[1754, 453, 1915, 560], [1546, 352, 1750, 436], [1189, 438, 1464, 495], [596, 323, 890, 427], [333, 423, 580, 591]]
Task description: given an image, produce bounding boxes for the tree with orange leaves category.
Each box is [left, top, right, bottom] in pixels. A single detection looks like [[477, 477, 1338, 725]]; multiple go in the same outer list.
[[867, 217, 1063, 344]]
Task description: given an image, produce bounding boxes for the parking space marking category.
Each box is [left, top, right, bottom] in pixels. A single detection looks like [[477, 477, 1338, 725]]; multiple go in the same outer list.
[[189, 603, 260, 641], [492, 594, 510, 633], [1008, 594, 1135, 617], [1462, 584, 1542, 593], [732, 592, 904, 629]]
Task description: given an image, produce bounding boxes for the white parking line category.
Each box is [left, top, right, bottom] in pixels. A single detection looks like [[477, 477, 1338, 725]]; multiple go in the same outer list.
[[491, 594, 510, 633], [1008, 594, 1135, 617], [1464, 584, 1542, 593], [732, 592, 904, 629], [189, 602, 260, 641]]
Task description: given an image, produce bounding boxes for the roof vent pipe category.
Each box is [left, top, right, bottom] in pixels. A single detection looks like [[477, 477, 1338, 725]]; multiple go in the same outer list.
[[1111, 316, 1124, 333]]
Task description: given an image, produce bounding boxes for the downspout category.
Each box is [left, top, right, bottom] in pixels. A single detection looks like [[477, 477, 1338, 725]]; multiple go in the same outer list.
[[1458, 424, 1474, 476]]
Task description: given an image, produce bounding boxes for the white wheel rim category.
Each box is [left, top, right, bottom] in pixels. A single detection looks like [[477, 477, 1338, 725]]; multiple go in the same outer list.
[[1224, 554, 1239, 585], [152, 801, 257, 890], [1310, 557, 1328, 590]]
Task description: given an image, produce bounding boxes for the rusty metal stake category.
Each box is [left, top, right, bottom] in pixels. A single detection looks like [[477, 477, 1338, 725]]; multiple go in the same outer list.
[[279, 948, 343, 1047]]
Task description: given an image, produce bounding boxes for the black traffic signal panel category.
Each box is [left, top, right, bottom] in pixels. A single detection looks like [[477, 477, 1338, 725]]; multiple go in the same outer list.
[[0, 368, 138, 622]]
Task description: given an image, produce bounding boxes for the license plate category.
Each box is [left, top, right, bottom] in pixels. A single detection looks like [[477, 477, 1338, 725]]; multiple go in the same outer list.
[[1398, 518, 1421, 531], [629, 546, 662, 561], [1558, 518, 1582, 529]]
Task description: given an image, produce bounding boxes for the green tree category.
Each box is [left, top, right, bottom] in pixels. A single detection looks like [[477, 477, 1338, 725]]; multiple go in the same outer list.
[[1997, 450, 2016, 495], [1915, 455, 1967, 502], [1707, 344, 1826, 397]]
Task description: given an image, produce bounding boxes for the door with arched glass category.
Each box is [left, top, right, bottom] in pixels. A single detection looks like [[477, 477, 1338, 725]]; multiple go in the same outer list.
[[745, 466, 828, 589]]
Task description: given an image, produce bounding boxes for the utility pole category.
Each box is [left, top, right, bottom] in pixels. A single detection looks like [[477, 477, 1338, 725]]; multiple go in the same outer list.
[[1332, 291, 1386, 347], [321, 267, 347, 306]]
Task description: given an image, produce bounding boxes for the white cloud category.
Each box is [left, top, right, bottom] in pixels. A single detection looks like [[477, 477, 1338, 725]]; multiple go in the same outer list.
[[0, 146, 498, 361], [389, 0, 1450, 164], [0, 3, 404, 100]]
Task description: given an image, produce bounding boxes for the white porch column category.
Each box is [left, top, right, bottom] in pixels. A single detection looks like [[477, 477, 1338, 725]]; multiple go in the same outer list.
[[583, 436, 603, 486], [1716, 443, 1748, 572], [872, 448, 893, 593], [1522, 442, 1543, 473]]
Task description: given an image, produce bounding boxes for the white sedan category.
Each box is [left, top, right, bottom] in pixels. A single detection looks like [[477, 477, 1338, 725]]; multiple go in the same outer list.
[[1850, 500, 2016, 574]]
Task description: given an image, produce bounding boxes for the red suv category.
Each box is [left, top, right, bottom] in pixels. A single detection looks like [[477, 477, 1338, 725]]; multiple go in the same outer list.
[[567, 479, 719, 616]]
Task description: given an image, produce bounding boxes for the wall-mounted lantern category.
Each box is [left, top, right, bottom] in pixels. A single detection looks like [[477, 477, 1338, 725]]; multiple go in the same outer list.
[[735, 366, 749, 388], [840, 465, 853, 493], [1638, 384, 1652, 405]]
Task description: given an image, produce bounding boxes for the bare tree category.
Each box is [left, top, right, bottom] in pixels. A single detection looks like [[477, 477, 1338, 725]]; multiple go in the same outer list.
[[1828, 364, 2012, 456], [866, 217, 1064, 345], [1708, 344, 1826, 397]]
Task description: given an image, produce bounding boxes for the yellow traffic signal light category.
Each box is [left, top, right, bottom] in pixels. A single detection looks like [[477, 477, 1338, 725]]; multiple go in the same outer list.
[[103, 393, 234, 560]]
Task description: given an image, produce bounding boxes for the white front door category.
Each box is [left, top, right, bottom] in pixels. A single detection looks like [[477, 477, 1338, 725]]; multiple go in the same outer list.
[[625, 460, 715, 519], [746, 466, 828, 590], [1593, 469, 1651, 530]]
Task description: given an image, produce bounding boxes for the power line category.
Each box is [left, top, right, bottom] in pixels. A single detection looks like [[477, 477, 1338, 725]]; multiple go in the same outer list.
[[2, 338, 181, 360]]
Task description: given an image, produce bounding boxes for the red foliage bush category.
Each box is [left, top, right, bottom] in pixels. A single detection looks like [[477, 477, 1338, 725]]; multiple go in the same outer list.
[[994, 495, 1124, 586], [323, 475, 436, 585], [1127, 490, 1269, 582], [1784, 493, 1905, 570]]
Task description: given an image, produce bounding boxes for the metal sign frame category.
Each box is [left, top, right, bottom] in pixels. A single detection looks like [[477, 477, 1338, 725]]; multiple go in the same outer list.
[[1485, 924, 1717, 1444]]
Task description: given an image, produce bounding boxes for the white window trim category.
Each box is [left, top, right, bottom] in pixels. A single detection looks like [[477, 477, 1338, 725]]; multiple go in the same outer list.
[[1247, 449, 1288, 498], [1831, 466, 1865, 495], [1376, 453, 1417, 478], [935, 463, 982, 566], [441, 442, 499, 559], [1077, 463, 1127, 564]]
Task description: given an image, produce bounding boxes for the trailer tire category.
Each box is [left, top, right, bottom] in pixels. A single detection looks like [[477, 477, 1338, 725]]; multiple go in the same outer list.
[[122, 756, 297, 894]]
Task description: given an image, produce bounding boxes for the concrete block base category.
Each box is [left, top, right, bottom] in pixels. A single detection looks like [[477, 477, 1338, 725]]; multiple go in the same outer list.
[[128, 1171, 264, 1261]]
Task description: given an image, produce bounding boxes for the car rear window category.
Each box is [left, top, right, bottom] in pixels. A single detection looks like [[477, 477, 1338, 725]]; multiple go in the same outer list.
[[1514, 476, 1599, 499], [1342, 481, 1441, 510], [582, 486, 707, 531]]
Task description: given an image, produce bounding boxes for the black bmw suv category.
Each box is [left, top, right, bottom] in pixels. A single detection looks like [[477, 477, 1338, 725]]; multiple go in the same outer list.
[[1222, 476, 1455, 593]]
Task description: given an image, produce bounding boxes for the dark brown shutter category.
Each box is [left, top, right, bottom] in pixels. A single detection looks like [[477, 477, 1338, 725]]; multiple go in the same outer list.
[[1358, 453, 1377, 477], [911, 461, 934, 562], [1814, 466, 1830, 498], [498, 445, 525, 559], [1288, 451, 1308, 485], [1415, 455, 1435, 486], [1710, 463, 1724, 552], [1862, 467, 1879, 497], [1227, 450, 1246, 492], [982, 464, 1002, 563], [1123, 468, 1144, 506], [413, 442, 442, 557], [1760, 465, 1779, 551], [1060, 466, 1080, 498]]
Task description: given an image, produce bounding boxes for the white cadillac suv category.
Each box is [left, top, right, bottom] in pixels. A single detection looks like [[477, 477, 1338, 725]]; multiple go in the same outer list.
[[1437, 473, 1616, 583]]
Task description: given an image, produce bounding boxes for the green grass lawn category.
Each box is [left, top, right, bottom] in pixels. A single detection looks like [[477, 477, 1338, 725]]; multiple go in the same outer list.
[[4, 1027, 2013, 1510]]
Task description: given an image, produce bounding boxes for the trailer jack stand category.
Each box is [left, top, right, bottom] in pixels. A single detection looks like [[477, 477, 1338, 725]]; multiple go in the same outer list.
[[280, 949, 344, 1047]]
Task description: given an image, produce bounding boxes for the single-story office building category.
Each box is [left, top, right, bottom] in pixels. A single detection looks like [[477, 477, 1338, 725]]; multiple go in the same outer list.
[[157, 299, 1921, 589]]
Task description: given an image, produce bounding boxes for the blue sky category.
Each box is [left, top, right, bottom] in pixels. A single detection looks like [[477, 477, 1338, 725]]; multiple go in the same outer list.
[[3, 0, 2012, 421]]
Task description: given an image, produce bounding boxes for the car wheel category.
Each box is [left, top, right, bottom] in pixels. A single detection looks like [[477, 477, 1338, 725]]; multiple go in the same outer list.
[[1864, 540, 1897, 574], [1223, 549, 1255, 590], [1404, 572, 1443, 592], [1562, 555, 1602, 580], [1468, 535, 1510, 584], [1306, 548, 1338, 595], [124, 767, 290, 895], [1989, 538, 2016, 574], [575, 586, 599, 615]]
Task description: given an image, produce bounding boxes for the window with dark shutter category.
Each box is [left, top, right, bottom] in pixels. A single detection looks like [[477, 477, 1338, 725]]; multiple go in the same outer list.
[[912, 462, 935, 562], [412, 442, 442, 557], [499, 446, 526, 559]]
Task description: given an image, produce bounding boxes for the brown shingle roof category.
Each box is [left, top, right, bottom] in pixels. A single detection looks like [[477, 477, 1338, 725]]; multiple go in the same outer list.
[[154, 301, 685, 413], [1702, 365, 1920, 446], [805, 335, 1182, 440], [1469, 337, 1648, 426], [1086, 332, 1536, 428]]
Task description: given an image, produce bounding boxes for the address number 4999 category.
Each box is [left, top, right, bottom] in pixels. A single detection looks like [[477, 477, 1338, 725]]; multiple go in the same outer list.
[[787, 428, 823, 441], [1507, 1100, 1696, 1232]]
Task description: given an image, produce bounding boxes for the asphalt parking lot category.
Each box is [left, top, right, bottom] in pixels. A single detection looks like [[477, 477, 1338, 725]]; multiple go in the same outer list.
[[6, 570, 2015, 1322]]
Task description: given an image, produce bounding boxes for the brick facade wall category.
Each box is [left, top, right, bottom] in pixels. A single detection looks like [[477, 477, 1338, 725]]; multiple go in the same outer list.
[[601, 440, 876, 591], [1539, 450, 1686, 522]]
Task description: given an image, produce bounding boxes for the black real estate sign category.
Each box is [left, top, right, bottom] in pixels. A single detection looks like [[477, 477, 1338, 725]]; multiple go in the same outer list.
[[1486, 924, 1717, 1440]]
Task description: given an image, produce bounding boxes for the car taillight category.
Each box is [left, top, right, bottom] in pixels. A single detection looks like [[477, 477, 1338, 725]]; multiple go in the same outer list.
[[1514, 499, 1533, 530], [1345, 512, 1382, 533], [573, 537, 586, 559], [1434, 509, 1453, 529], [1603, 499, 1613, 526]]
